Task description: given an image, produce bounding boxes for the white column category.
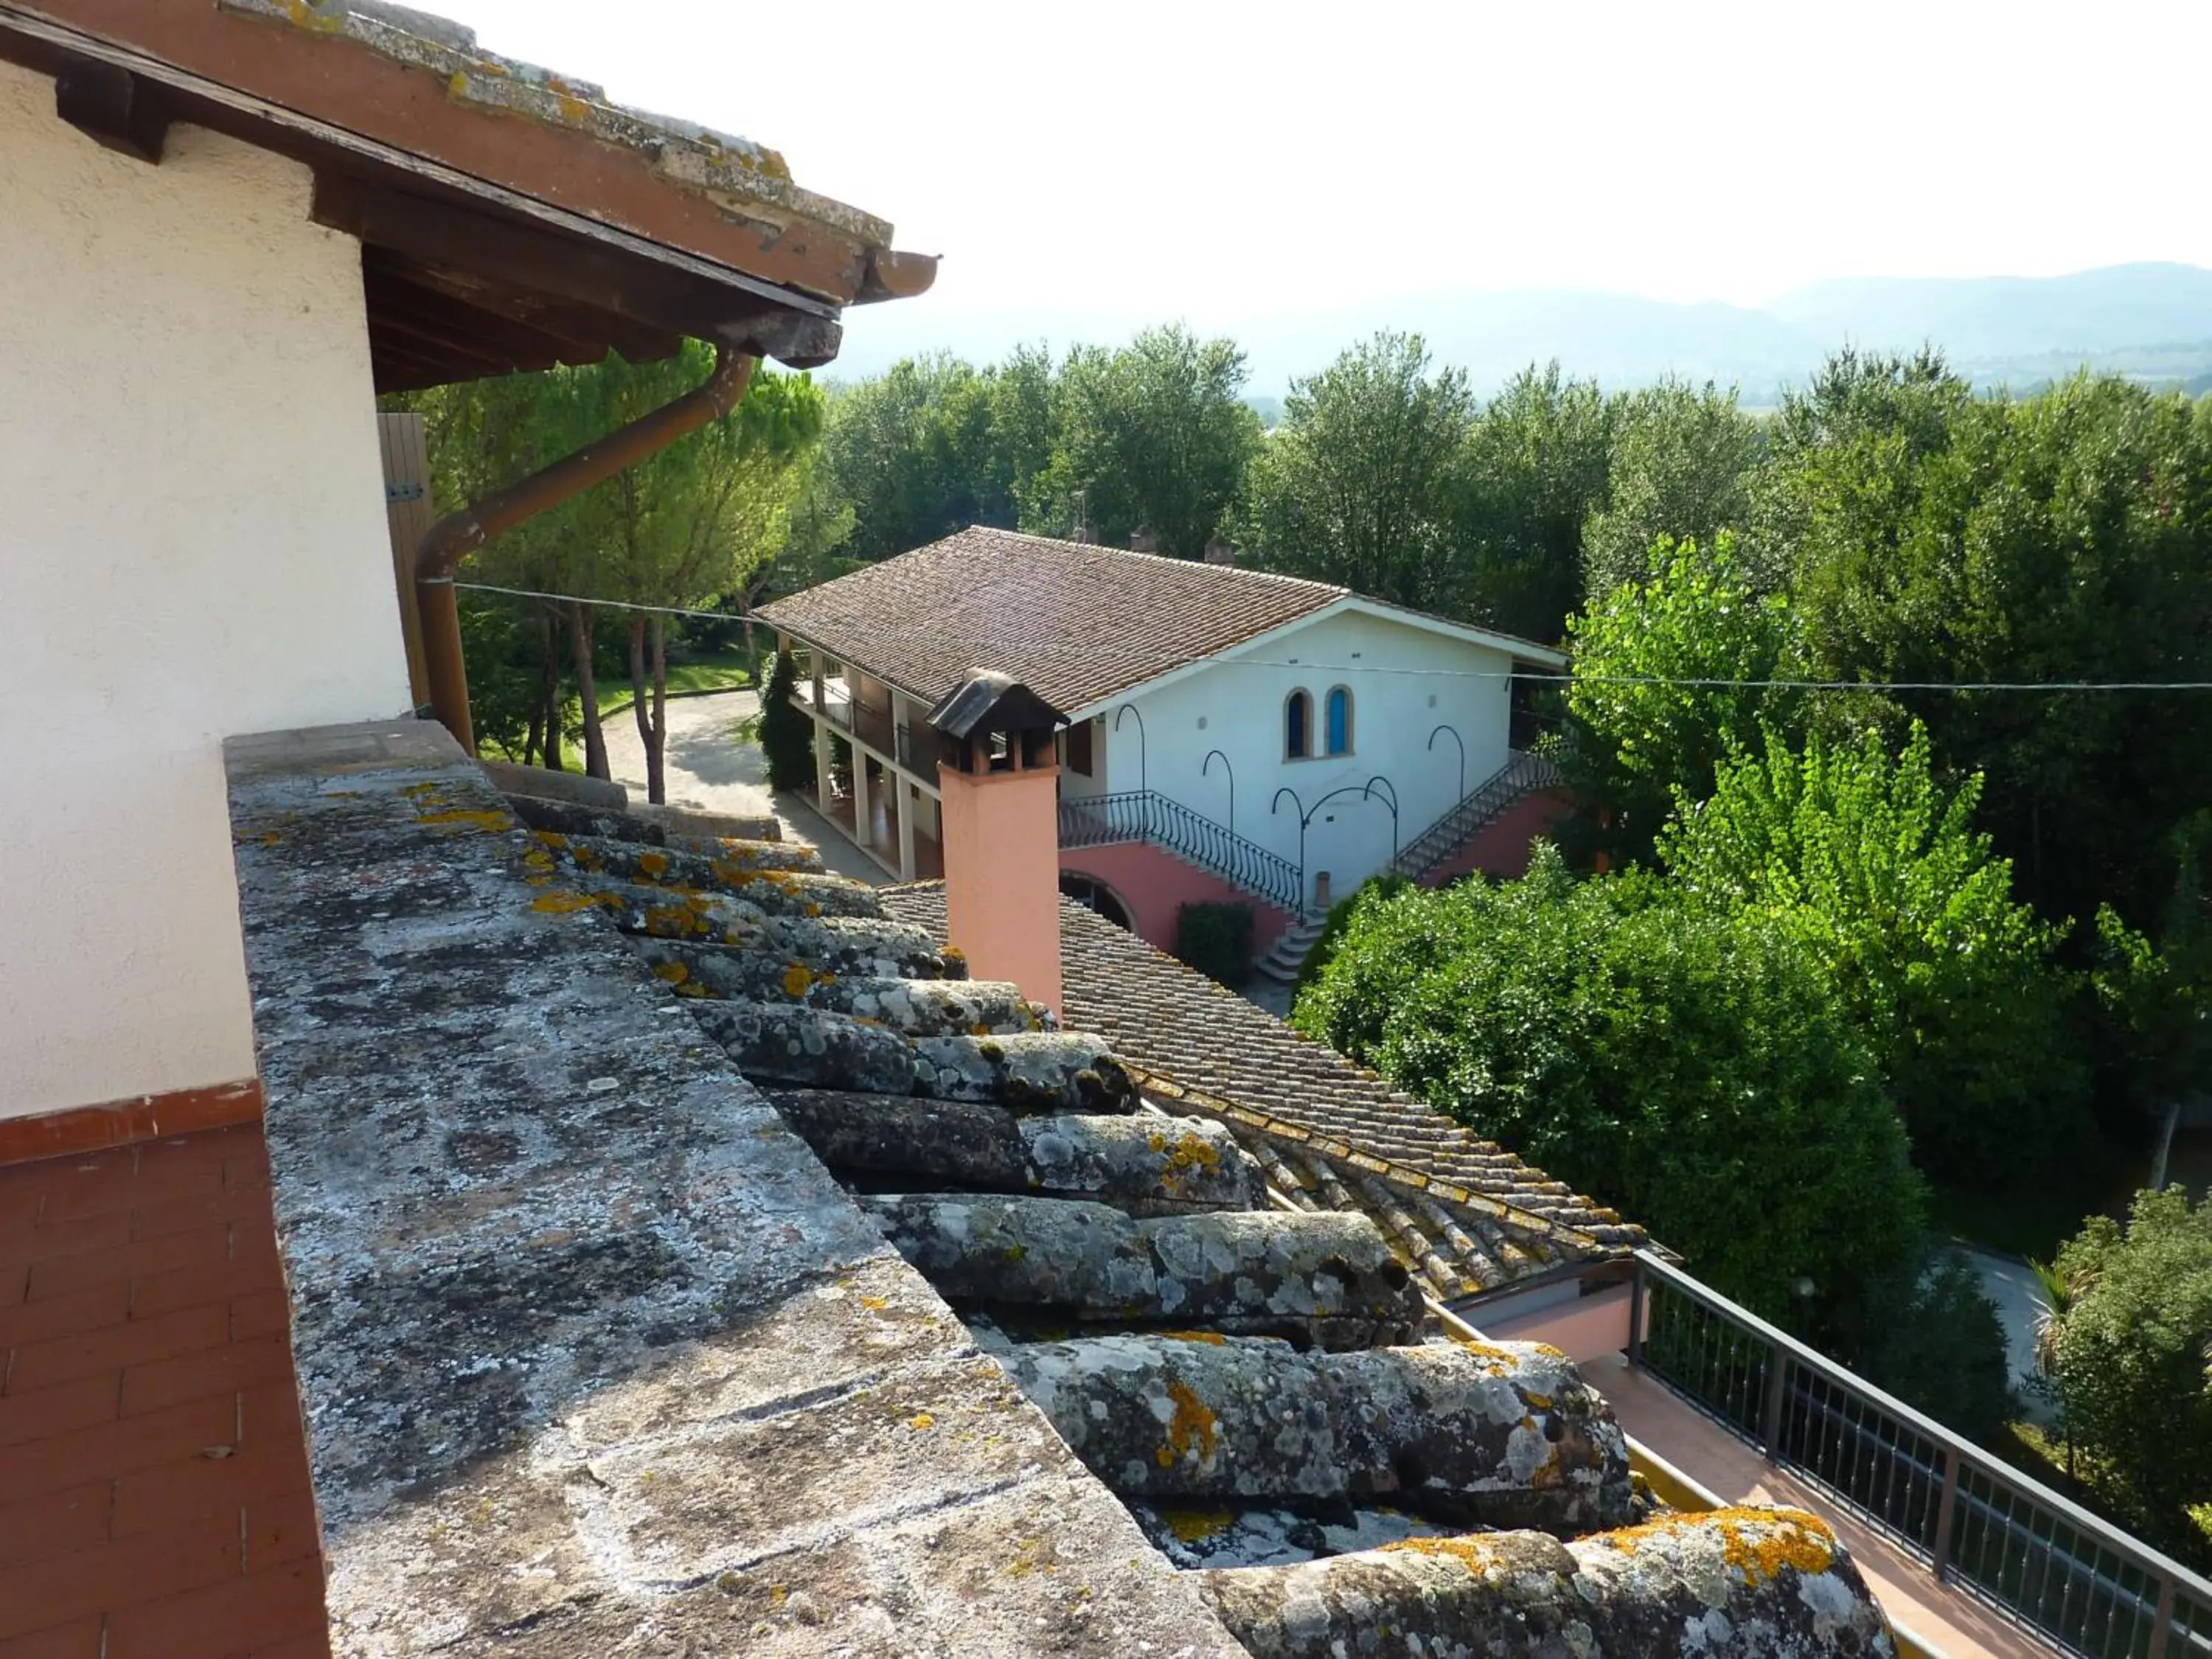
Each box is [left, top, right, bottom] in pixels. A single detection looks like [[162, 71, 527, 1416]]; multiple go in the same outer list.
[[813, 713, 832, 803], [852, 751, 872, 852], [897, 779, 917, 881]]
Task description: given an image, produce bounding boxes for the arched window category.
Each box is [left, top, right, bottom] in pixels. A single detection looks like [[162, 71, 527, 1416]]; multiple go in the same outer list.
[[1325, 686, 1353, 756], [1285, 690, 1312, 759]]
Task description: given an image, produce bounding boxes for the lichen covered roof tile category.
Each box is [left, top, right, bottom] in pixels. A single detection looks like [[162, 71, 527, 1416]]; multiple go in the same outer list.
[[223, 723, 1875, 1655], [880, 884, 1647, 1298]]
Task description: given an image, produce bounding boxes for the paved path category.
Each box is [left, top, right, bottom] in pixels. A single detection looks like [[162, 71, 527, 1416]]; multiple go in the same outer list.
[[599, 689, 888, 886], [1961, 1244, 2057, 1424]]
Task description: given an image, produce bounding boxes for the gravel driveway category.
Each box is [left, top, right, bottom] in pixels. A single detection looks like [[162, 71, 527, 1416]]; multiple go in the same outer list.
[[599, 687, 887, 884]]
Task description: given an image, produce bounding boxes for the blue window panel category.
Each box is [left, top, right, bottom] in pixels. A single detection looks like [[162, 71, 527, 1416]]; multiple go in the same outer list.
[[1326, 688, 1351, 755]]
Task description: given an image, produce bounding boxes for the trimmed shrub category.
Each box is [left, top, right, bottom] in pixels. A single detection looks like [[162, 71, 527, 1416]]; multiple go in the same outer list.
[[1295, 845, 1924, 1328], [1175, 901, 1255, 987], [759, 650, 815, 792]]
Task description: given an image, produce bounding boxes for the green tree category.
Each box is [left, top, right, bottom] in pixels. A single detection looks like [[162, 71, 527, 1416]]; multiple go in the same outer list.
[[1458, 362, 1613, 643], [1658, 723, 2090, 1187], [1851, 1248, 2017, 1446], [1240, 332, 1475, 611], [1293, 847, 1924, 1328], [2092, 813, 2212, 1132], [398, 367, 586, 770], [2047, 1186, 2212, 1561], [577, 348, 823, 803], [815, 353, 1034, 561], [759, 648, 815, 792], [1764, 358, 2212, 935], [1564, 533, 1806, 865], [1583, 378, 1763, 599], [1027, 324, 1262, 554]]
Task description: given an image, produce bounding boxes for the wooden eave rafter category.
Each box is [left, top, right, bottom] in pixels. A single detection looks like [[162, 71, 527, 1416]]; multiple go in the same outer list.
[[51, 55, 164, 161], [0, 3, 932, 391], [3, 0, 898, 307]]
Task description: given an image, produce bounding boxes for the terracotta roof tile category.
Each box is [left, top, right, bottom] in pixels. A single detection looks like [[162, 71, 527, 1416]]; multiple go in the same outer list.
[[204, 732, 1878, 1652], [757, 526, 1346, 712], [878, 885, 1646, 1298]]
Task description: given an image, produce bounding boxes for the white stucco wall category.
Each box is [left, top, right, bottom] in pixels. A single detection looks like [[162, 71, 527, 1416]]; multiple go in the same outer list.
[[1097, 608, 1517, 907], [0, 60, 408, 1122]]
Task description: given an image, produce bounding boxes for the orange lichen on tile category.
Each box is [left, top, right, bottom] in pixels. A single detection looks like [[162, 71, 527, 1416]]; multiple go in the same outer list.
[[1598, 1506, 1837, 1581], [1381, 1534, 1500, 1573], [1155, 1379, 1218, 1469]]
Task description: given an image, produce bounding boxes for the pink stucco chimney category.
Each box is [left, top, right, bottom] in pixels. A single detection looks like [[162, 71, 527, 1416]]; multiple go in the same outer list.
[[927, 671, 1065, 1014]]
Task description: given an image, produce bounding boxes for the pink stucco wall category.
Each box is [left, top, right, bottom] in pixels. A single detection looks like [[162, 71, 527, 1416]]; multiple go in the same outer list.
[[1474, 1282, 1641, 1365], [1422, 789, 1573, 885], [1059, 841, 1296, 958]]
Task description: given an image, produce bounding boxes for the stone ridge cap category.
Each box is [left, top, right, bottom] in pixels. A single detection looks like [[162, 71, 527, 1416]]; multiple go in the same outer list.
[[1130, 1065, 1617, 1259], [215, 0, 897, 248], [221, 723, 1247, 1658]]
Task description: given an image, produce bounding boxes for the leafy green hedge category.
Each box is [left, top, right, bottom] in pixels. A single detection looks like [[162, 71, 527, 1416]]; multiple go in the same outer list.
[[1295, 845, 1924, 1328], [1293, 873, 1411, 995]]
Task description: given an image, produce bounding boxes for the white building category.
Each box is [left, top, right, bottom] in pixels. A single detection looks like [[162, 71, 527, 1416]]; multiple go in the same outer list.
[[760, 527, 1571, 971]]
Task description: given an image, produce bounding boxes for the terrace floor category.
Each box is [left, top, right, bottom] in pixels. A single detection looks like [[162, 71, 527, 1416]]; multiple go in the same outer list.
[[808, 784, 945, 882], [1590, 1354, 2030, 1659], [0, 1124, 328, 1659]]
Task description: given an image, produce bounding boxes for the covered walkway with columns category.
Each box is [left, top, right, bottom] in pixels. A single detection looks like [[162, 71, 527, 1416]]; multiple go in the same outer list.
[[782, 636, 947, 883]]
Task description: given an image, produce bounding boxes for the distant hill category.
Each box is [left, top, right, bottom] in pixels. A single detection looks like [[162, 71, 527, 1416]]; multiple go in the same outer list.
[[1767, 263, 2212, 360], [834, 263, 2212, 404]]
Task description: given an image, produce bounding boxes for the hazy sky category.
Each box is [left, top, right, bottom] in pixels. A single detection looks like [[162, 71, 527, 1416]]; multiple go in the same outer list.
[[431, 0, 2210, 328]]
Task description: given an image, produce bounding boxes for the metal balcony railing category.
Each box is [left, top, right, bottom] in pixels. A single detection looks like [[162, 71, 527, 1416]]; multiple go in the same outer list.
[[794, 688, 931, 775], [1058, 790, 1307, 915], [1392, 749, 1564, 882], [1628, 1250, 2212, 1658]]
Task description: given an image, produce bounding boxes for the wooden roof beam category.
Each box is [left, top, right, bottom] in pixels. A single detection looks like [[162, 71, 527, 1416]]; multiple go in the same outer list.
[[314, 174, 839, 366], [364, 264, 605, 373], [53, 55, 166, 162], [370, 338, 464, 396], [366, 250, 679, 368], [370, 311, 560, 380]]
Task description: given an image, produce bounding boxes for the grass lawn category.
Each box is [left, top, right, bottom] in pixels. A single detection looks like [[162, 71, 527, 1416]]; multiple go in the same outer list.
[[598, 648, 756, 718]]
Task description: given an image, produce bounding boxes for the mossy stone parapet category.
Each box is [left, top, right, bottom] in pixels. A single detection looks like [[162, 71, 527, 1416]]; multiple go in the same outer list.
[[222, 722, 1248, 1655]]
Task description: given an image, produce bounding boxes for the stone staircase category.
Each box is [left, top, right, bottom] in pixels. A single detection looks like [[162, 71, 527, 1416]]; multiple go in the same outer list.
[[1058, 789, 1306, 916], [1391, 749, 1564, 885], [1251, 908, 1331, 987]]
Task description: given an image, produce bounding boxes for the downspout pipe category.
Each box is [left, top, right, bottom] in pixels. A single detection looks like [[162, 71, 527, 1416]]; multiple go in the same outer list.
[[414, 341, 759, 753]]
